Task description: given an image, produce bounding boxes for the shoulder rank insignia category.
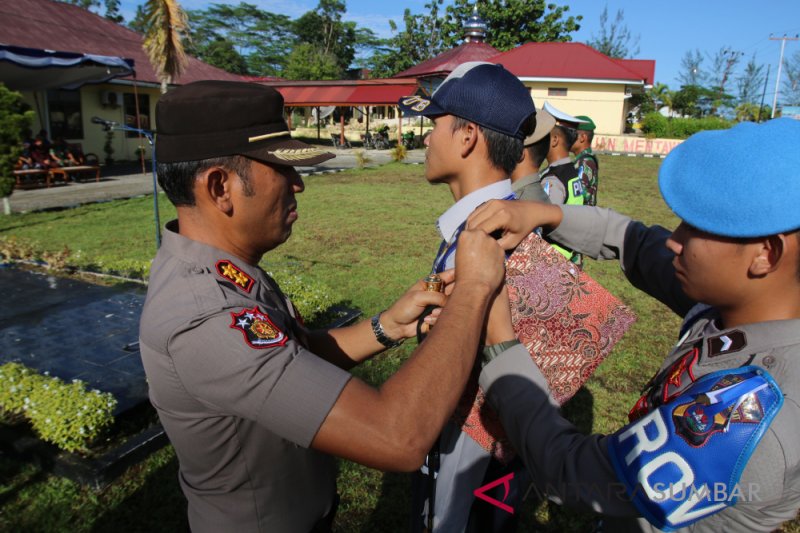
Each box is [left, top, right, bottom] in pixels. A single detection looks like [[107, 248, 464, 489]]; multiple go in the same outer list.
[[230, 306, 287, 349], [216, 259, 254, 293]]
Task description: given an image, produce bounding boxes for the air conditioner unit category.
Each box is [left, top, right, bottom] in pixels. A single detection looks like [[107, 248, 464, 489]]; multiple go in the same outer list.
[[100, 90, 120, 107]]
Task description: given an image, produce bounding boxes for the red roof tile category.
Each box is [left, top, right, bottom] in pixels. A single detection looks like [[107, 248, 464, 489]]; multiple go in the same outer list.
[[394, 41, 500, 78], [263, 78, 418, 106], [0, 0, 245, 86], [612, 58, 655, 85], [489, 42, 654, 84]]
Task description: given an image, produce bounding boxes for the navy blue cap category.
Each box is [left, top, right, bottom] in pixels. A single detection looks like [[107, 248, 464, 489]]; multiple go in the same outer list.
[[397, 62, 536, 140], [659, 118, 800, 238]]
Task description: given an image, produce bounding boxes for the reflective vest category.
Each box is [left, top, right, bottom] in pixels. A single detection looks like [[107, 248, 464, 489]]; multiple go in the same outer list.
[[542, 164, 586, 263]]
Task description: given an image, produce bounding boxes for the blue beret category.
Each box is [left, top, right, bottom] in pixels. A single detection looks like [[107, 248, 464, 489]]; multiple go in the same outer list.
[[659, 118, 800, 238]]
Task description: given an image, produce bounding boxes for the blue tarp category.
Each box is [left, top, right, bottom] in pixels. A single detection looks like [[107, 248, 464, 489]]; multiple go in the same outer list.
[[0, 44, 134, 90]]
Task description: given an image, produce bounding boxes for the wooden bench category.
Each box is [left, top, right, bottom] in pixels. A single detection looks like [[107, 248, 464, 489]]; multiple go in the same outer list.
[[13, 169, 51, 189], [49, 165, 101, 184]]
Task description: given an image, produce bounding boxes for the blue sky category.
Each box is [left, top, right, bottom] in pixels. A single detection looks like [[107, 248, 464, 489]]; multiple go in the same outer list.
[[119, 0, 800, 103]]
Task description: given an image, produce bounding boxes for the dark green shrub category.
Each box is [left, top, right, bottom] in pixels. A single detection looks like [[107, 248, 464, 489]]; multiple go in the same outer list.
[[0, 83, 35, 199], [641, 113, 732, 139]]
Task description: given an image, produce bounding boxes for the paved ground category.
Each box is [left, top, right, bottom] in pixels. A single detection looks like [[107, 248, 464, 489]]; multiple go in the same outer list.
[[0, 266, 147, 413], [8, 147, 426, 213]]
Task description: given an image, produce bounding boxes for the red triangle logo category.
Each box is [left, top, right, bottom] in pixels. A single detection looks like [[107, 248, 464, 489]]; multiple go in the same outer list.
[[473, 472, 515, 514]]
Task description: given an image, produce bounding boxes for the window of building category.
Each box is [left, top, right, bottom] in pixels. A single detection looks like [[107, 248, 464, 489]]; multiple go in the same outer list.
[[123, 93, 151, 137], [548, 87, 568, 97], [47, 89, 83, 139]]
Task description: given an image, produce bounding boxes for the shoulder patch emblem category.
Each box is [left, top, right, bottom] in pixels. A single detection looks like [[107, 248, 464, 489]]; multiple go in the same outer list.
[[230, 307, 287, 349], [672, 373, 766, 447], [216, 259, 254, 293]]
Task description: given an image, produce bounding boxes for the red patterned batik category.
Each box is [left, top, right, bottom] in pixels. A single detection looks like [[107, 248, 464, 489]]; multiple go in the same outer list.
[[453, 232, 637, 462]]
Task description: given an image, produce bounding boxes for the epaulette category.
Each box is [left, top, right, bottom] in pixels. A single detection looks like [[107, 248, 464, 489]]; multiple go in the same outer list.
[[215, 259, 255, 293]]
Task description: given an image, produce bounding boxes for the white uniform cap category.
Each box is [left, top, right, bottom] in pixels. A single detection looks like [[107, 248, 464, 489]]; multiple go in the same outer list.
[[543, 101, 589, 128]]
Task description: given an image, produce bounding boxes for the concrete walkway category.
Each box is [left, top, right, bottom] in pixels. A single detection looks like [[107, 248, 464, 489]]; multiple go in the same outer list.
[[8, 148, 426, 213]]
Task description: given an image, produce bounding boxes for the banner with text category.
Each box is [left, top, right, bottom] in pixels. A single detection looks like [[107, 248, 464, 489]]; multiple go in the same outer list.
[[593, 136, 683, 156]]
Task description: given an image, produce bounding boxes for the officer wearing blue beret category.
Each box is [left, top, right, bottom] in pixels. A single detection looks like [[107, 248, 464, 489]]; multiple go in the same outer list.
[[466, 118, 800, 532]]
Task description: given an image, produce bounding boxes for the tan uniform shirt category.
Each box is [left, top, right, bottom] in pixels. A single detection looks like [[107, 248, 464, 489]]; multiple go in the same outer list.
[[139, 221, 351, 532]]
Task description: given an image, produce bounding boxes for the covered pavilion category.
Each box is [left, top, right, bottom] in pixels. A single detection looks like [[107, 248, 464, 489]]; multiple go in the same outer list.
[[260, 77, 419, 145]]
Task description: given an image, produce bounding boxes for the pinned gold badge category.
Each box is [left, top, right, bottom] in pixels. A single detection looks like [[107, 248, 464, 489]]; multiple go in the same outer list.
[[216, 259, 255, 293], [402, 96, 432, 112]]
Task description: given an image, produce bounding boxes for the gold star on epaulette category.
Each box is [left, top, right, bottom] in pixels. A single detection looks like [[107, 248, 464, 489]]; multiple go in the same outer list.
[[215, 259, 255, 293]]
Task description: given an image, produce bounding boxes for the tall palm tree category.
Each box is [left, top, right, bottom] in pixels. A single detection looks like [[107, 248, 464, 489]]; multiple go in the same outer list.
[[142, 0, 189, 93], [647, 82, 673, 115]]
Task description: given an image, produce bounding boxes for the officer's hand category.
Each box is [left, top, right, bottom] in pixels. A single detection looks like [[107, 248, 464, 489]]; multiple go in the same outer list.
[[453, 229, 514, 344], [380, 269, 454, 340], [467, 200, 563, 251], [454, 228, 505, 290]]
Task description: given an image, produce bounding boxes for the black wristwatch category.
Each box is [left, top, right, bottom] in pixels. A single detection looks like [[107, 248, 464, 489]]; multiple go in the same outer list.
[[371, 312, 404, 348], [480, 339, 521, 367]]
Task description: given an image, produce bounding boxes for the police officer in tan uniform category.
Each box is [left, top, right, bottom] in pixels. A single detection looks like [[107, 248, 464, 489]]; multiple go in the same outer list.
[[509, 107, 555, 202], [467, 118, 800, 532], [139, 81, 514, 532]]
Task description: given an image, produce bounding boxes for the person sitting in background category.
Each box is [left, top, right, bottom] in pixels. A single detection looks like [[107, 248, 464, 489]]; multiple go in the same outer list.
[[15, 147, 34, 170], [50, 138, 81, 167], [29, 135, 54, 169]]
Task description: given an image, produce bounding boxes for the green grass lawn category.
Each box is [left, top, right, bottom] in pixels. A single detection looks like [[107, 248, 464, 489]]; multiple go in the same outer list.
[[1, 157, 797, 532]]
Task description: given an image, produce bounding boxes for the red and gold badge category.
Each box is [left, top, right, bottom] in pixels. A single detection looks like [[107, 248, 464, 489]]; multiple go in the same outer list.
[[216, 259, 255, 293], [229, 307, 287, 349]]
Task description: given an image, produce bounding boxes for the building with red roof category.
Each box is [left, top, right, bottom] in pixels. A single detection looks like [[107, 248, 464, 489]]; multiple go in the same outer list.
[[0, 0, 244, 161], [389, 8, 655, 135], [394, 41, 501, 95], [490, 42, 654, 134]]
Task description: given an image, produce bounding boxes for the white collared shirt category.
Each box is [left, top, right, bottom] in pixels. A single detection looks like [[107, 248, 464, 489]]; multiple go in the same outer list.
[[434, 180, 514, 270]]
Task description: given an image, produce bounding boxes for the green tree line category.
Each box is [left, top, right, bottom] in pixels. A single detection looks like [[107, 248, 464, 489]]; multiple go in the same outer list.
[[89, 0, 582, 80]]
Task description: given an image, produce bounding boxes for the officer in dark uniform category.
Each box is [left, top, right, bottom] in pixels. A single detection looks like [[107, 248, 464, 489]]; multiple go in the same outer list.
[[571, 115, 599, 206], [467, 118, 800, 532]]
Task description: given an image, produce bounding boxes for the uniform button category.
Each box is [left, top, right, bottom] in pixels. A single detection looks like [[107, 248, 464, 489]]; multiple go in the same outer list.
[[762, 355, 776, 368]]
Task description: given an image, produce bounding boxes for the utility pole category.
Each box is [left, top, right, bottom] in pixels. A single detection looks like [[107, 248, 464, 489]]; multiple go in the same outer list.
[[770, 34, 799, 118]]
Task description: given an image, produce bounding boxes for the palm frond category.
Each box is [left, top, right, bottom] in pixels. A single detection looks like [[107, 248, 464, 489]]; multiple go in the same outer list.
[[142, 0, 189, 90]]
